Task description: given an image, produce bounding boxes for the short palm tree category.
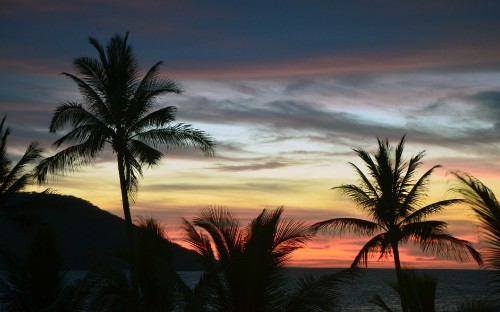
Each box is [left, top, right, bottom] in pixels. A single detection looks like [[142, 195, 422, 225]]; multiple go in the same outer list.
[[36, 32, 215, 245], [183, 206, 352, 312], [0, 223, 65, 311], [452, 172, 500, 294], [371, 269, 438, 312], [313, 136, 482, 310], [60, 217, 191, 311], [0, 115, 43, 206]]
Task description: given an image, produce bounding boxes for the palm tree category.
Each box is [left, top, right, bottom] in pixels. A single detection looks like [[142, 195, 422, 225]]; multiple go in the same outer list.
[[451, 172, 500, 295], [371, 269, 438, 312], [59, 217, 191, 311], [182, 206, 352, 312], [313, 136, 482, 310], [36, 32, 215, 245], [0, 115, 45, 230], [0, 223, 66, 311], [0, 115, 43, 206]]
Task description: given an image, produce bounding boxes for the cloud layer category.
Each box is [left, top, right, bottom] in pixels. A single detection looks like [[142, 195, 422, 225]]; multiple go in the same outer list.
[[2, 0, 499, 268]]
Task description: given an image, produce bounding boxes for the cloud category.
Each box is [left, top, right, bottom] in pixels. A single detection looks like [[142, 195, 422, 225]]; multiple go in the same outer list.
[[141, 181, 303, 193], [211, 161, 289, 172], [177, 96, 401, 140]]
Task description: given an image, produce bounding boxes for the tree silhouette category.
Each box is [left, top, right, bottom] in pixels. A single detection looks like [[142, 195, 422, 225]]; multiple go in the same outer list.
[[183, 206, 352, 311], [0, 223, 65, 311], [59, 217, 191, 311], [36, 32, 215, 245], [0, 115, 44, 230], [0, 115, 43, 206], [313, 136, 482, 311], [452, 172, 500, 295], [371, 269, 437, 312]]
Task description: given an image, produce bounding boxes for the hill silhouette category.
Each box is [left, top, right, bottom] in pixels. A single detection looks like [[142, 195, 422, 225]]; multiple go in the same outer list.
[[0, 192, 202, 271]]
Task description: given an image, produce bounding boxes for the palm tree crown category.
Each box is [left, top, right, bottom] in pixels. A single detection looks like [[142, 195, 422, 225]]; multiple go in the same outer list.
[[313, 136, 481, 276], [36, 32, 215, 242], [452, 172, 500, 294], [183, 207, 312, 311], [182, 206, 351, 312], [0, 115, 43, 205]]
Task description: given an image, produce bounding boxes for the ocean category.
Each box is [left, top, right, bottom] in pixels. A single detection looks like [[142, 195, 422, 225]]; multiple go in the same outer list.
[[178, 268, 496, 311]]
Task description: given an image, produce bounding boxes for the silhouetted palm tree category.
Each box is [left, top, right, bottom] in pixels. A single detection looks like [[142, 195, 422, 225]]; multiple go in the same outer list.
[[0, 115, 44, 230], [452, 172, 500, 295], [0, 115, 43, 206], [36, 33, 215, 245], [371, 269, 437, 312], [0, 223, 66, 311], [313, 136, 482, 310], [183, 206, 352, 312], [62, 217, 190, 311]]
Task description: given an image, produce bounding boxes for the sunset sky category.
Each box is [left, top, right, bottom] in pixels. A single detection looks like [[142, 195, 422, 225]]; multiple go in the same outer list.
[[2, 0, 500, 268]]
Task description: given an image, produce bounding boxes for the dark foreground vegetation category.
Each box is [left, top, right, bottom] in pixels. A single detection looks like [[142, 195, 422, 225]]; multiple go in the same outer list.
[[1, 33, 499, 311]]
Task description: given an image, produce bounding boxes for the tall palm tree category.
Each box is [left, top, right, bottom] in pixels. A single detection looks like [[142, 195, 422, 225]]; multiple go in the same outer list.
[[451, 172, 500, 294], [0, 115, 44, 206], [313, 136, 482, 309], [183, 206, 352, 312], [36, 32, 215, 245]]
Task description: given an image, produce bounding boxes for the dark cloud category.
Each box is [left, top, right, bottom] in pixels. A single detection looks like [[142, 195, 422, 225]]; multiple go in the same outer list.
[[465, 91, 500, 121], [2, 0, 500, 78], [179, 97, 378, 133]]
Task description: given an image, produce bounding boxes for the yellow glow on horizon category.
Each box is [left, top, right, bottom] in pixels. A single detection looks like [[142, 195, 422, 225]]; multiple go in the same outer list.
[[25, 145, 496, 269]]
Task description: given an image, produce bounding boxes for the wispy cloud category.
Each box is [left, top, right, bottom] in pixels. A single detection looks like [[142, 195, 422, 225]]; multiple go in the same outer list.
[[211, 161, 289, 172]]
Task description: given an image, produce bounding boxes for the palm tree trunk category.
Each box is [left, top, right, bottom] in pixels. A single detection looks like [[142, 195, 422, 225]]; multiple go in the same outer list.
[[117, 153, 134, 248], [392, 242, 408, 312]]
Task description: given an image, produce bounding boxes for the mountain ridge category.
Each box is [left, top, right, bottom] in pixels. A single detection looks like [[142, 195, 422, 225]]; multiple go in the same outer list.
[[0, 192, 202, 271]]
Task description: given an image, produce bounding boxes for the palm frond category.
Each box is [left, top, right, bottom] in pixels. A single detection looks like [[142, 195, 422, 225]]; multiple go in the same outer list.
[[400, 165, 441, 216], [402, 199, 462, 225], [193, 207, 242, 265], [333, 184, 378, 214], [127, 61, 182, 124], [312, 217, 380, 237], [53, 125, 111, 150], [35, 141, 103, 183], [372, 269, 438, 312], [413, 231, 482, 264], [0, 116, 11, 181], [71, 56, 108, 108], [273, 217, 314, 261], [348, 162, 380, 201], [181, 218, 218, 269], [0, 141, 43, 194], [451, 172, 500, 248], [351, 233, 388, 267], [451, 172, 500, 278], [121, 151, 142, 202], [49, 102, 110, 135], [129, 106, 177, 135], [286, 269, 355, 312], [371, 294, 395, 312], [88, 36, 108, 69], [135, 124, 216, 156], [353, 147, 380, 182], [128, 139, 163, 167], [181, 218, 231, 310]]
